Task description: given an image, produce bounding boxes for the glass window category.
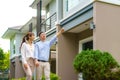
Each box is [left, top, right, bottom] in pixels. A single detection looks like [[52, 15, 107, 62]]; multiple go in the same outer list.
[[66, 0, 80, 11], [82, 41, 93, 50], [29, 23, 33, 32], [13, 40, 16, 54]]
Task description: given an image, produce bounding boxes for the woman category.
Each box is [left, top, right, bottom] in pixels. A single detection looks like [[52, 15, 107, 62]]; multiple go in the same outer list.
[[20, 32, 35, 80]]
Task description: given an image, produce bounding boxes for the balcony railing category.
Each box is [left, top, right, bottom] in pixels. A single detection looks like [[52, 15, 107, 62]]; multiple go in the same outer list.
[[41, 12, 57, 32]]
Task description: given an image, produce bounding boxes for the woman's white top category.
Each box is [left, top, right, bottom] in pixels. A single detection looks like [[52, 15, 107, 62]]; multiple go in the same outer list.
[[21, 42, 34, 64]]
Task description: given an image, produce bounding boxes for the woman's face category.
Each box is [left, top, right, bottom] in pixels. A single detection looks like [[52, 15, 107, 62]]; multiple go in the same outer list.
[[29, 34, 35, 41]]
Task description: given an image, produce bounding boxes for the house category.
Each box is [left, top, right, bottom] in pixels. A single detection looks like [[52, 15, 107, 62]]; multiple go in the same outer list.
[[2, 25, 25, 78], [2, 17, 38, 78], [30, 0, 120, 80], [2, 0, 120, 80], [2, 15, 56, 79]]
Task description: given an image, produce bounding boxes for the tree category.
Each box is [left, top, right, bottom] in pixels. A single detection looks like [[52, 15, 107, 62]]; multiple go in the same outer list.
[[0, 48, 5, 60], [0, 48, 10, 72], [3, 51, 10, 70]]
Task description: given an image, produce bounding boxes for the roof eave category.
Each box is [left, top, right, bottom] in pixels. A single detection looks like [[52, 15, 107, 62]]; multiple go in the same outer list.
[[30, 0, 40, 9], [2, 28, 20, 39], [20, 17, 36, 33], [94, 0, 120, 6]]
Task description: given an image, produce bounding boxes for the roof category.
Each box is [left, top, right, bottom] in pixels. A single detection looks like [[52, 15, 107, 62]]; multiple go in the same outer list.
[[30, 0, 120, 9], [2, 17, 37, 39], [20, 17, 37, 33], [98, 0, 120, 6], [2, 26, 22, 39], [30, 0, 40, 9], [10, 26, 22, 30]]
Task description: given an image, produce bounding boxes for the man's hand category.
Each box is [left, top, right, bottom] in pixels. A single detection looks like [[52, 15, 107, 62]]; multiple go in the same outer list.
[[60, 28, 64, 33], [56, 28, 64, 37], [24, 63, 28, 70]]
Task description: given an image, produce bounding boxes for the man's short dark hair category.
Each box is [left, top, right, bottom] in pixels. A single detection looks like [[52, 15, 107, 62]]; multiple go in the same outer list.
[[38, 31, 44, 36]]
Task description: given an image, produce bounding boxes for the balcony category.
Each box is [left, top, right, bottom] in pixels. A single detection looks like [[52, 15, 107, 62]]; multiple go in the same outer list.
[[41, 12, 57, 32]]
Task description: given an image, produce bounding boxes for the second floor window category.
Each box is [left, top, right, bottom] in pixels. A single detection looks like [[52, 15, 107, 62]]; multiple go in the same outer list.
[[13, 40, 16, 54], [66, 0, 80, 11], [29, 23, 33, 32]]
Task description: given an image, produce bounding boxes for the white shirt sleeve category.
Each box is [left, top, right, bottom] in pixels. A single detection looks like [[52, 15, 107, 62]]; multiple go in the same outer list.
[[21, 43, 27, 64]]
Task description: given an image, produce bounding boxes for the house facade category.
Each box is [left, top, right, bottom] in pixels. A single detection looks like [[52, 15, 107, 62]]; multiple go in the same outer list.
[[2, 17, 38, 78], [30, 0, 120, 80], [2, 16, 56, 79], [2, 0, 120, 80]]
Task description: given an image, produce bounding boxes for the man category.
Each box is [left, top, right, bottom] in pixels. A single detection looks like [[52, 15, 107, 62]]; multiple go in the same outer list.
[[34, 26, 64, 80]]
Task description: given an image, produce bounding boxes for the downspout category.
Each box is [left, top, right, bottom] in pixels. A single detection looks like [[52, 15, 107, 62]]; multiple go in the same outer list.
[[37, 0, 42, 36], [40, 0, 42, 32]]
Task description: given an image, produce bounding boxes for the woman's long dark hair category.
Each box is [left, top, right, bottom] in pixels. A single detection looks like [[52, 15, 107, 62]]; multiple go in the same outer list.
[[20, 32, 34, 50]]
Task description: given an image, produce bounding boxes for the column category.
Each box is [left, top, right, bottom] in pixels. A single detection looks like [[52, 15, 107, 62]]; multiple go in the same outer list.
[[56, 0, 63, 23], [56, 26, 78, 80]]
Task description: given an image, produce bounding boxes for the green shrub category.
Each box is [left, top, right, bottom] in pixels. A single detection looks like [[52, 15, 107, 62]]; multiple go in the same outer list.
[[11, 77, 25, 80], [73, 50, 120, 80], [12, 73, 60, 80], [42, 73, 60, 80]]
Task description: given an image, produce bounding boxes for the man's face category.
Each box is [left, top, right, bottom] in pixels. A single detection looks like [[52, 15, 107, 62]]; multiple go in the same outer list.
[[40, 33, 46, 41]]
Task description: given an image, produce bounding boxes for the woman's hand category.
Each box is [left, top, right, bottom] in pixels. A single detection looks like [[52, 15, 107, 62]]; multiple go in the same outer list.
[[24, 63, 28, 69], [35, 60, 39, 67]]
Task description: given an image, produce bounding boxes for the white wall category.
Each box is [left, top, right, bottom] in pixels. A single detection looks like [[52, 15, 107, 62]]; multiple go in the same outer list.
[[15, 33, 24, 55], [63, 0, 93, 19]]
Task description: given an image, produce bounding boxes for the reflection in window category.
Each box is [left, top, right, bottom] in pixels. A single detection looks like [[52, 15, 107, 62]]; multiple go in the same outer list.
[[66, 0, 80, 11], [82, 41, 93, 50], [46, 12, 50, 30]]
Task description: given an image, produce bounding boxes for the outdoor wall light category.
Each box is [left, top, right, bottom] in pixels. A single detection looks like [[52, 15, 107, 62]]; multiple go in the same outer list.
[[90, 22, 95, 29]]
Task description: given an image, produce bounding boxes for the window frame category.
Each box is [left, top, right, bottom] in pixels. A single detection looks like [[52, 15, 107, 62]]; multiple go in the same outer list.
[[79, 37, 93, 52]]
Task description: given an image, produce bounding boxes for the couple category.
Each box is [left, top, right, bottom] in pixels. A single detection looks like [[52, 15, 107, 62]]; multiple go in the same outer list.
[[20, 27, 64, 80]]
